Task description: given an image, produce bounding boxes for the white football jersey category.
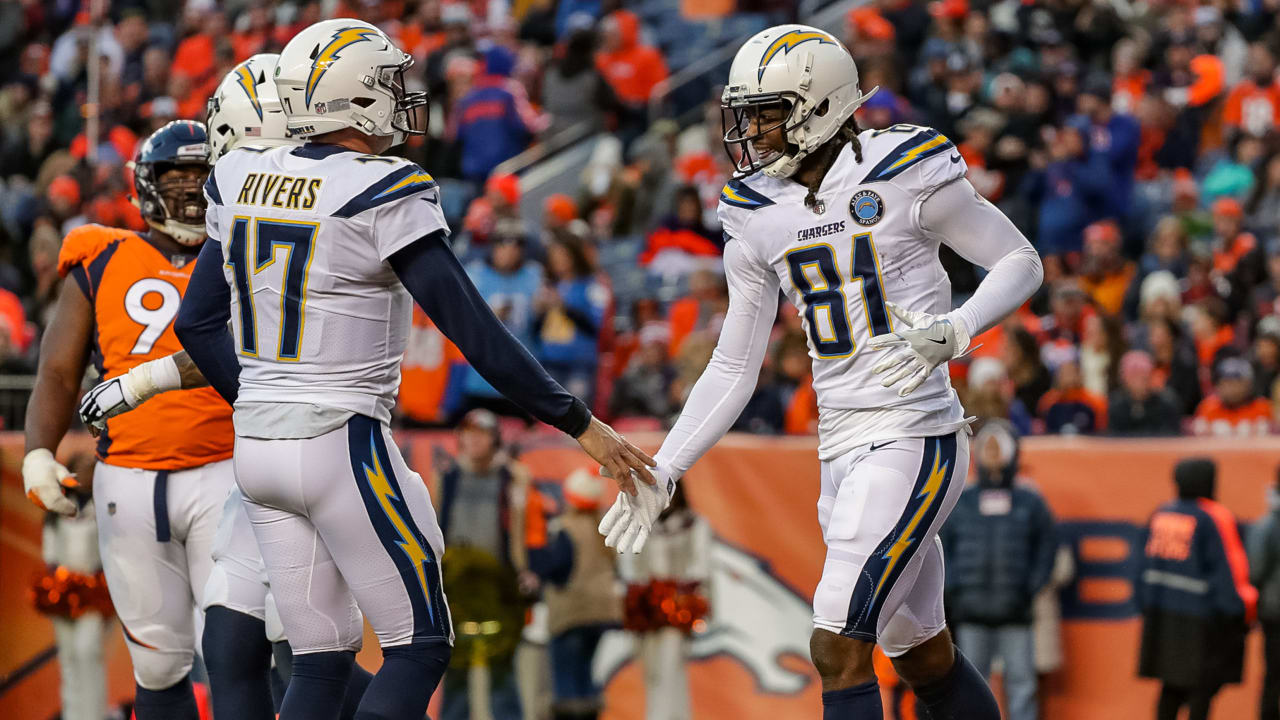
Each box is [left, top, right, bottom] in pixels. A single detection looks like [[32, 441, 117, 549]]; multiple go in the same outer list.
[[718, 125, 969, 448], [204, 144, 447, 436]]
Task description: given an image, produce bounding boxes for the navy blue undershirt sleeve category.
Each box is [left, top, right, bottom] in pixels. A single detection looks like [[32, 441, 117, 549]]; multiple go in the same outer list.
[[173, 239, 241, 404], [388, 232, 592, 437]]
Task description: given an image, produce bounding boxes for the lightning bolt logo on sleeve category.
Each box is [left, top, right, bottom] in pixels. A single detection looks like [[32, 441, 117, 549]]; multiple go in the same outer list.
[[306, 26, 382, 109], [758, 30, 835, 81], [235, 64, 263, 121], [361, 430, 436, 623]]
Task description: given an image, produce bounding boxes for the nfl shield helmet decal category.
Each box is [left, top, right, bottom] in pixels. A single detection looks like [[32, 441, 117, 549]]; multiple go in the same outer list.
[[850, 190, 883, 226]]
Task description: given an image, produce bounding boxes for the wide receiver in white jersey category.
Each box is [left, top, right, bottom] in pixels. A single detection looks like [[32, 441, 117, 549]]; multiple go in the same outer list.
[[167, 19, 654, 720], [599, 25, 1043, 720], [78, 53, 378, 720]]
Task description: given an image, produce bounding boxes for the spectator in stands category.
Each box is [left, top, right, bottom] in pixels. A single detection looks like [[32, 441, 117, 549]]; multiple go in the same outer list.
[[535, 470, 621, 720], [1108, 350, 1182, 436], [462, 232, 545, 418], [1223, 43, 1280, 140], [1079, 313, 1124, 400], [1254, 318, 1280, 399], [944, 420, 1057, 720], [610, 322, 678, 422], [536, 234, 610, 405], [1189, 298, 1237, 372], [45, 175, 86, 236], [641, 185, 722, 281], [1204, 135, 1264, 205], [1138, 458, 1255, 720], [1248, 156, 1280, 235], [594, 10, 668, 143], [453, 45, 546, 183], [1208, 197, 1267, 310], [1078, 220, 1135, 317], [1037, 352, 1108, 434], [1022, 119, 1112, 260], [666, 269, 729, 357], [1193, 357, 1273, 436], [1249, 465, 1280, 720], [436, 409, 542, 720], [397, 310, 463, 428], [461, 173, 526, 260], [542, 27, 617, 139], [1003, 325, 1052, 418], [963, 357, 1033, 435], [1143, 316, 1202, 417], [1075, 76, 1141, 235], [1124, 219, 1189, 321]]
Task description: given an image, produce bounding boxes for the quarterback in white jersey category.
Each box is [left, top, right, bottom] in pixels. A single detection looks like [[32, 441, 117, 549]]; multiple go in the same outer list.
[[600, 25, 1042, 720], [170, 19, 653, 720]]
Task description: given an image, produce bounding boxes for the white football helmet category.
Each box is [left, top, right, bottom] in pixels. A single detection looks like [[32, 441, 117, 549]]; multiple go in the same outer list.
[[207, 54, 297, 160], [722, 24, 878, 179], [273, 18, 427, 145]]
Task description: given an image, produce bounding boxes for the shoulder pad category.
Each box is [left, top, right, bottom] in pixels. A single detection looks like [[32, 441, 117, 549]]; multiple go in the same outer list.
[[57, 224, 133, 278], [860, 126, 957, 184], [719, 177, 775, 211], [332, 162, 437, 219]]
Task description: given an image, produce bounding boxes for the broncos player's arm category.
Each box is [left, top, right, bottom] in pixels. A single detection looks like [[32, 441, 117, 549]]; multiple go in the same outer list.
[[23, 278, 94, 512], [386, 231, 657, 493], [76, 348, 210, 432]]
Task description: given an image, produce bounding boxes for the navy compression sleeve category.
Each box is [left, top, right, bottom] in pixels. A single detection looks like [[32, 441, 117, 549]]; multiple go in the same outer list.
[[388, 232, 591, 436], [173, 239, 241, 404]]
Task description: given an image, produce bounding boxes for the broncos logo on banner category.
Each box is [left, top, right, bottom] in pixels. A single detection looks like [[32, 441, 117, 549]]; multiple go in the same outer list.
[[596, 539, 813, 694], [306, 26, 382, 109], [235, 64, 263, 121], [758, 30, 835, 82]]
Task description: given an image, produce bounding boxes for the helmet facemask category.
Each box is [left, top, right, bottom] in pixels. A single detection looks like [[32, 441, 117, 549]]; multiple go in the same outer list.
[[377, 56, 429, 138], [722, 91, 815, 178]]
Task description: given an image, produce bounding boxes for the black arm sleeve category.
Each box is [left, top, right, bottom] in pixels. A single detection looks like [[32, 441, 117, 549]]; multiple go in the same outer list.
[[388, 232, 592, 436], [173, 239, 240, 404]]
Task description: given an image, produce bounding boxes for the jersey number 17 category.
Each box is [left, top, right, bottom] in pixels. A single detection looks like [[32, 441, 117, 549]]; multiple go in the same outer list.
[[225, 216, 318, 360]]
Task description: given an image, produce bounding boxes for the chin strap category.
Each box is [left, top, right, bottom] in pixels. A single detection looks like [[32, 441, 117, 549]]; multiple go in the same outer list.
[[151, 220, 205, 246]]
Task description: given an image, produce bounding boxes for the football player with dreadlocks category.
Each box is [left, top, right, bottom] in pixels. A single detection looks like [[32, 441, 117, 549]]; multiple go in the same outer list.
[[599, 25, 1044, 720], [23, 120, 229, 720]]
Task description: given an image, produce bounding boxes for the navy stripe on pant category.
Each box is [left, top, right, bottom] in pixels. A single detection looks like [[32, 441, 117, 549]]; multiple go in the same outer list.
[[346, 415, 449, 642], [843, 433, 958, 638]]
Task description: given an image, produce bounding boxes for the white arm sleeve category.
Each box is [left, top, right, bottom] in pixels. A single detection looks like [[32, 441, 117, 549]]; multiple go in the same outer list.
[[919, 178, 1044, 337], [653, 239, 779, 477]]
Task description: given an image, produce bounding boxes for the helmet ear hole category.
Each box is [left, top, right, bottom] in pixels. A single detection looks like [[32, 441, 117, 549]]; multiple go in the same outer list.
[[351, 97, 376, 108], [814, 99, 829, 117]]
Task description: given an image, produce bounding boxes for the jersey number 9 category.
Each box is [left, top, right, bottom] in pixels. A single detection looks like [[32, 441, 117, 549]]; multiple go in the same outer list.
[[226, 217, 319, 360], [785, 233, 892, 358]]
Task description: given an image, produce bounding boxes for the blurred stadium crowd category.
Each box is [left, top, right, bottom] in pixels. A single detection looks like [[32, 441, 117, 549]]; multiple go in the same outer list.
[[1, 0, 1279, 438]]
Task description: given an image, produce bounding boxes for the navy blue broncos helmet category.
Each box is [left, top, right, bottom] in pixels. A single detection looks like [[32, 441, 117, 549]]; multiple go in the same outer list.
[[131, 120, 211, 246]]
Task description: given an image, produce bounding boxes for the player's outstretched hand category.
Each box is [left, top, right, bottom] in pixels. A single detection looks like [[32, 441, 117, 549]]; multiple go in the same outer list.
[[575, 417, 656, 495], [866, 302, 971, 397], [22, 449, 78, 515], [598, 465, 676, 554]]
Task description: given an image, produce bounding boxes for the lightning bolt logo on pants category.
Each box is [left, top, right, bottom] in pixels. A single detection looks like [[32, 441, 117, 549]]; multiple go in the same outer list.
[[361, 430, 436, 622], [871, 438, 949, 606]]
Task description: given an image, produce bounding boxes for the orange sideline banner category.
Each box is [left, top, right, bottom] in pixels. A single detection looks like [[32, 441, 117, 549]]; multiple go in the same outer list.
[[3, 432, 1278, 719]]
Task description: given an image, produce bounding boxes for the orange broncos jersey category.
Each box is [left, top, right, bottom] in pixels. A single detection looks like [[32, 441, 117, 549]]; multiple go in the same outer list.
[[58, 224, 234, 470]]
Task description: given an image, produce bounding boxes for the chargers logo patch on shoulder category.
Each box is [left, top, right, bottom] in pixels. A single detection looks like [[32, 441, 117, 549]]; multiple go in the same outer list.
[[850, 190, 883, 226]]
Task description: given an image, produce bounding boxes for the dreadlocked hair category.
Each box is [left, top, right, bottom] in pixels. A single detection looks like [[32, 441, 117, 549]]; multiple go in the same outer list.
[[803, 115, 863, 210]]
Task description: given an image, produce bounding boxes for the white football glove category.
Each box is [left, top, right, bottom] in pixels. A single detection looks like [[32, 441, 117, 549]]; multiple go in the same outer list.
[[867, 302, 972, 397], [78, 356, 181, 431], [597, 465, 676, 554], [23, 448, 78, 515]]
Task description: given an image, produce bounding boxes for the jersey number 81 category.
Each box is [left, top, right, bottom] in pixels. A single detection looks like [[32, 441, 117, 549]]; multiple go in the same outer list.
[[785, 233, 892, 357], [225, 216, 318, 360]]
